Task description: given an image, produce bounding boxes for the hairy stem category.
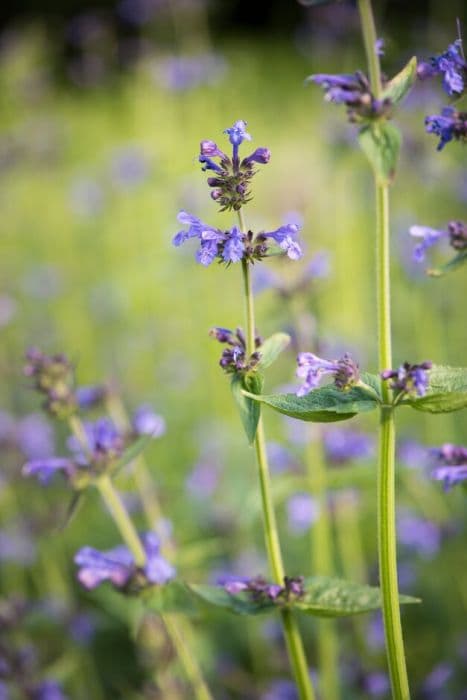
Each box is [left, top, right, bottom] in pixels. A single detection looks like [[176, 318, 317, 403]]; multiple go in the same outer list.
[[238, 211, 315, 700], [357, 1, 410, 697]]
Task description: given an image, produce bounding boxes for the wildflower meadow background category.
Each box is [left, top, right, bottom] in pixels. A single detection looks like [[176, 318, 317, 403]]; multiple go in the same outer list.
[[0, 1, 466, 698]]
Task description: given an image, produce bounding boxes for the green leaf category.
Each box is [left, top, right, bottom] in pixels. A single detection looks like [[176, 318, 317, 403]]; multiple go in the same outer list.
[[244, 385, 378, 423], [381, 56, 417, 105], [427, 249, 467, 277], [231, 372, 263, 444], [111, 434, 152, 475], [358, 122, 402, 185], [143, 581, 198, 616], [360, 371, 382, 399], [189, 584, 275, 615], [189, 578, 419, 618], [296, 577, 420, 617], [403, 364, 467, 413], [256, 333, 291, 370]]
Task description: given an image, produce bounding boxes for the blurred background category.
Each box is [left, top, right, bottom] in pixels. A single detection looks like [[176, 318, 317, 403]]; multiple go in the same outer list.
[[0, 0, 466, 698]]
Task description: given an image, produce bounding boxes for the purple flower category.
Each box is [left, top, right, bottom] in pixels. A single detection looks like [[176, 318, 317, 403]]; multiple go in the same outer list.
[[409, 225, 447, 262], [210, 326, 261, 375], [263, 224, 303, 260], [32, 681, 69, 700], [67, 417, 124, 466], [132, 405, 166, 438], [423, 663, 453, 696], [417, 40, 466, 96], [222, 226, 245, 263], [324, 428, 374, 464], [366, 612, 385, 650], [425, 107, 467, 151], [185, 460, 220, 499], [16, 413, 55, 459], [364, 672, 390, 697], [381, 361, 432, 398], [75, 385, 108, 410], [262, 680, 298, 700], [375, 38, 385, 56], [430, 443, 467, 490], [22, 457, 75, 485], [308, 71, 391, 123], [286, 493, 320, 534], [296, 352, 359, 396], [74, 532, 175, 590], [224, 575, 304, 603], [224, 119, 251, 147], [397, 510, 441, 559]]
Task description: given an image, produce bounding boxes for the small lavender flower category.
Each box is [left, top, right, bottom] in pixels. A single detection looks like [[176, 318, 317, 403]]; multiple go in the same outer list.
[[210, 326, 261, 375], [323, 428, 374, 464], [185, 460, 220, 499], [224, 575, 305, 605], [32, 680, 69, 700], [381, 361, 432, 398], [67, 417, 124, 467], [132, 405, 166, 438], [22, 457, 76, 485], [430, 443, 467, 490], [409, 220, 467, 262], [198, 120, 270, 211], [286, 493, 320, 534], [74, 532, 175, 590], [397, 510, 441, 559], [296, 352, 360, 396], [425, 107, 467, 151], [308, 71, 392, 123], [75, 384, 108, 410], [417, 39, 467, 96]]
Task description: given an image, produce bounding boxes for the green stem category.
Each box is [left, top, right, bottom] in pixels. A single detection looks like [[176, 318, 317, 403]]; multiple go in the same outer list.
[[306, 432, 340, 700], [163, 615, 213, 700], [238, 212, 315, 700], [357, 2, 410, 697]]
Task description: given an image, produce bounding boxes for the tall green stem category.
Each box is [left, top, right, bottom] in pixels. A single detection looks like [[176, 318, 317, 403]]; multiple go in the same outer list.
[[238, 211, 315, 700], [357, 1, 410, 697]]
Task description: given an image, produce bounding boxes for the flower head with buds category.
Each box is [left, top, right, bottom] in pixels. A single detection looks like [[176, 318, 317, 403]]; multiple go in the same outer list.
[[409, 220, 467, 262], [24, 349, 76, 419], [199, 120, 270, 211], [74, 532, 175, 591], [224, 575, 305, 605], [417, 39, 467, 96], [209, 326, 262, 375], [425, 107, 467, 151], [308, 71, 392, 123], [296, 352, 360, 396], [430, 443, 467, 490], [381, 361, 432, 398], [173, 211, 302, 266]]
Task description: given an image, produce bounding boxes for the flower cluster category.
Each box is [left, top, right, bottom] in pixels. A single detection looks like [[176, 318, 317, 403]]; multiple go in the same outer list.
[[74, 532, 175, 591], [209, 326, 261, 375], [425, 107, 467, 151], [224, 575, 305, 605], [417, 39, 466, 96], [308, 71, 392, 123], [24, 348, 76, 419], [173, 211, 302, 266], [409, 220, 467, 262], [199, 119, 270, 211], [381, 361, 432, 398], [296, 352, 360, 396], [430, 443, 467, 490]]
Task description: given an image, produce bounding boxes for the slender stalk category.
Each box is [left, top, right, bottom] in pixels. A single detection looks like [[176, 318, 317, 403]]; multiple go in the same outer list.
[[163, 615, 213, 700], [238, 211, 315, 700], [305, 432, 340, 700], [357, 2, 410, 697]]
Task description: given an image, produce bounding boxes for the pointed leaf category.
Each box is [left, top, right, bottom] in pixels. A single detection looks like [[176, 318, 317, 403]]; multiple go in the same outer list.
[[403, 364, 467, 413], [358, 122, 401, 185], [360, 371, 382, 400], [296, 576, 420, 617], [244, 385, 378, 423], [189, 583, 275, 615], [231, 372, 263, 444], [256, 333, 291, 370], [143, 581, 198, 616], [382, 56, 417, 105], [428, 250, 467, 277], [58, 491, 86, 531], [111, 434, 152, 475]]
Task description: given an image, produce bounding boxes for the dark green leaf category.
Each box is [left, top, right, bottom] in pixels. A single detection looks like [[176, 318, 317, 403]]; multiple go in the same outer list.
[[111, 434, 152, 475], [403, 364, 467, 414], [358, 122, 402, 185], [427, 250, 467, 278], [382, 57, 417, 105], [296, 576, 420, 617], [244, 385, 378, 423], [257, 333, 291, 370], [143, 581, 197, 616], [231, 372, 263, 444], [360, 371, 382, 400], [189, 584, 275, 615]]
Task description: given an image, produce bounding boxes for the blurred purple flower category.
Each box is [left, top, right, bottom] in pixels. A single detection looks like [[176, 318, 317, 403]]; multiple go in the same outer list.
[[417, 39, 466, 96], [32, 681, 68, 700], [397, 439, 428, 468], [75, 385, 108, 411], [425, 107, 467, 151], [22, 457, 75, 485], [287, 493, 320, 534], [132, 405, 166, 438], [185, 460, 219, 499], [154, 53, 227, 91], [397, 510, 441, 559], [16, 413, 55, 459], [262, 679, 298, 700], [117, 0, 161, 26], [324, 428, 374, 464], [0, 528, 36, 565], [267, 442, 298, 474], [69, 612, 96, 644], [422, 662, 453, 696], [110, 146, 150, 189], [375, 38, 385, 56], [364, 672, 390, 697], [74, 532, 174, 590], [366, 612, 385, 650], [430, 443, 467, 490], [67, 417, 124, 465]]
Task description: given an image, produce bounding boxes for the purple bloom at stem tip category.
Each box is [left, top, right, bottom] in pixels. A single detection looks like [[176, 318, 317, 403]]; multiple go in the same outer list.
[[381, 361, 431, 397], [224, 119, 251, 147], [296, 352, 359, 396], [417, 39, 466, 96], [74, 532, 175, 590]]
